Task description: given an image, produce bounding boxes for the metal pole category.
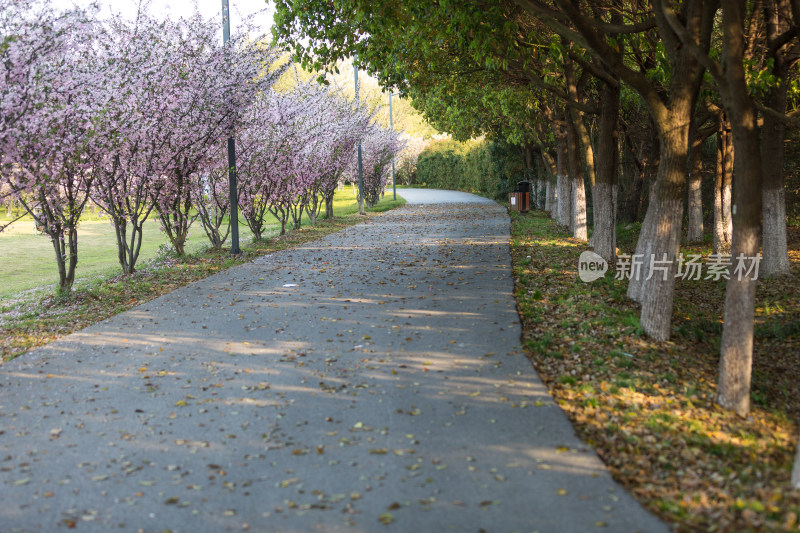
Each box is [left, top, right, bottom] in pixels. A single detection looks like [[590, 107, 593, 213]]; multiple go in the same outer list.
[[389, 93, 396, 201], [222, 0, 240, 254], [354, 61, 364, 215]]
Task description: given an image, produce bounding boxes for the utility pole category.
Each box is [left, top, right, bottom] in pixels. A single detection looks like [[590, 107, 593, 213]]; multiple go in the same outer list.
[[222, 0, 240, 253], [389, 92, 397, 201], [354, 60, 365, 215]]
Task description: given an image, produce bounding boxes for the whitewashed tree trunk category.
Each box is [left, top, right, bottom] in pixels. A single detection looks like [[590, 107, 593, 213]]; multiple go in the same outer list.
[[538, 150, 556, 212], [687, 138, 704, 243], [714, 123, 734, 253], [762, 186, 791, 276], [593, 182, 616, 263], [540, 181, 545, 209], [572, 173, 588, 241], [627, 119, 689, 339], [591, 77, 620, 263], [567, 118, 588, 241], [715, 0, 764, 417], [760, 102, 791, 277], [556, 133, 571, 227], [638, 193, 684, 341], [546, 175, 557, 215], [759, 12, 793, 277], [558, 173, 571, 227]]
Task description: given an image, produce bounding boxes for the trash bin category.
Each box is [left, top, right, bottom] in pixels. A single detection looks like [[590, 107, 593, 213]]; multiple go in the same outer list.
[[509, 181, 531, 213]]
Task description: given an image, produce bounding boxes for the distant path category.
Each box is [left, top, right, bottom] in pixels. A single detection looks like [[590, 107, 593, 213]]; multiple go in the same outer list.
[[0, 190, 667, 532], [395, 187, 495, 204]]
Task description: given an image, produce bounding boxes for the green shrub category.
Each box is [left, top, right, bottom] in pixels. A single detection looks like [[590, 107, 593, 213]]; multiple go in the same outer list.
[[415, 138, 524, 198]]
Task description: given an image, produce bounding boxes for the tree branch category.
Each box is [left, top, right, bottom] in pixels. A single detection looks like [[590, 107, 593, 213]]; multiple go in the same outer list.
[[661, 1, 725, 86], [755, 100, 800, 126]]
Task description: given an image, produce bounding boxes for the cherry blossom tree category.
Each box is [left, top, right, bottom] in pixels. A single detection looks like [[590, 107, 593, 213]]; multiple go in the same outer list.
[[309, 89, 370, 221], [348, 123, 405, 207], [88, 13, 178, 273], [0, 1, 104, 294], [237, 89, 303, 238], [192, 153, 231, 250], [151, 14, 284, 256]]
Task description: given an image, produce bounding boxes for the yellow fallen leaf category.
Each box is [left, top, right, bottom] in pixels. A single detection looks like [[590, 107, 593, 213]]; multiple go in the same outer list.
[[378, 513, 394, 525]]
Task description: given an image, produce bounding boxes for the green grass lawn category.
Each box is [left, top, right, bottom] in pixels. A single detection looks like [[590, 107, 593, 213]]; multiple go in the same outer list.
[[0, 188, 391, 298]]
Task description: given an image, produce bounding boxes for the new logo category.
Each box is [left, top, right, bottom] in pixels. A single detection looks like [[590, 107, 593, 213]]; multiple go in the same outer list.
[[578, 251, 608, 282]]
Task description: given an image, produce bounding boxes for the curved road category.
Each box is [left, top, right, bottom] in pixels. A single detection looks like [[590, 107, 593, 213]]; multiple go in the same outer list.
[[0, 189, 667, 532]]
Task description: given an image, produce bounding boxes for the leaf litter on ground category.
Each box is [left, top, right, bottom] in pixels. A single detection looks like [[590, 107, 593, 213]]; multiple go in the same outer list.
[[510, 210, 800, 533]]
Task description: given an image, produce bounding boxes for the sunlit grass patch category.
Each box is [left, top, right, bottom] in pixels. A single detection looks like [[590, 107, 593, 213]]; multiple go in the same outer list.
[[1, 191, 404, 362]]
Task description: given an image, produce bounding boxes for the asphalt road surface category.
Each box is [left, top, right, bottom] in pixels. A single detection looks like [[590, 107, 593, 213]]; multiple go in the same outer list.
[[0, 189, 668, 532]]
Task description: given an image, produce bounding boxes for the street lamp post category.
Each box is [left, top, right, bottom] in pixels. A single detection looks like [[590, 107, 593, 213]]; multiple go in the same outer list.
[[354, 60, 365, 215], [389, 92, 398, 201], [222, 0, 240, 254]]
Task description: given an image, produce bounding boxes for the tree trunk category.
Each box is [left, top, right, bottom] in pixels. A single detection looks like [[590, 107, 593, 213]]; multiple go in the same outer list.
[[716, 0, 763, 417], [621, 131, 646, 222], [113, 222, 130, 274], [624, 120, 659, 224], [760, 89, 791, 277], [556, 125, 571, 227], [635, 133, 687, 340], [537, 149, 556, 212], [324, 195, 334, 219], [51, 227, 78, 296], [522, 145, 535, 206], [713, 124, 733, 253], [713, 129, 725, 251], [567, 117, 588, 241], [687, 124, 704, 243], [592, 78, 620, 263], [723, 127, 733, 243], [714, 120, 734, 253], [563, 55, 591, 242], [51, 232, 69, 295], [530, 148, 546, 209], [641, 134, 660, 223], [626, 112, 691, 339]]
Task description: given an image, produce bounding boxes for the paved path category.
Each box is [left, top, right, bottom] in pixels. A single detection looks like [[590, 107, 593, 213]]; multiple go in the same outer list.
[[0, 189, 668, 533]]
